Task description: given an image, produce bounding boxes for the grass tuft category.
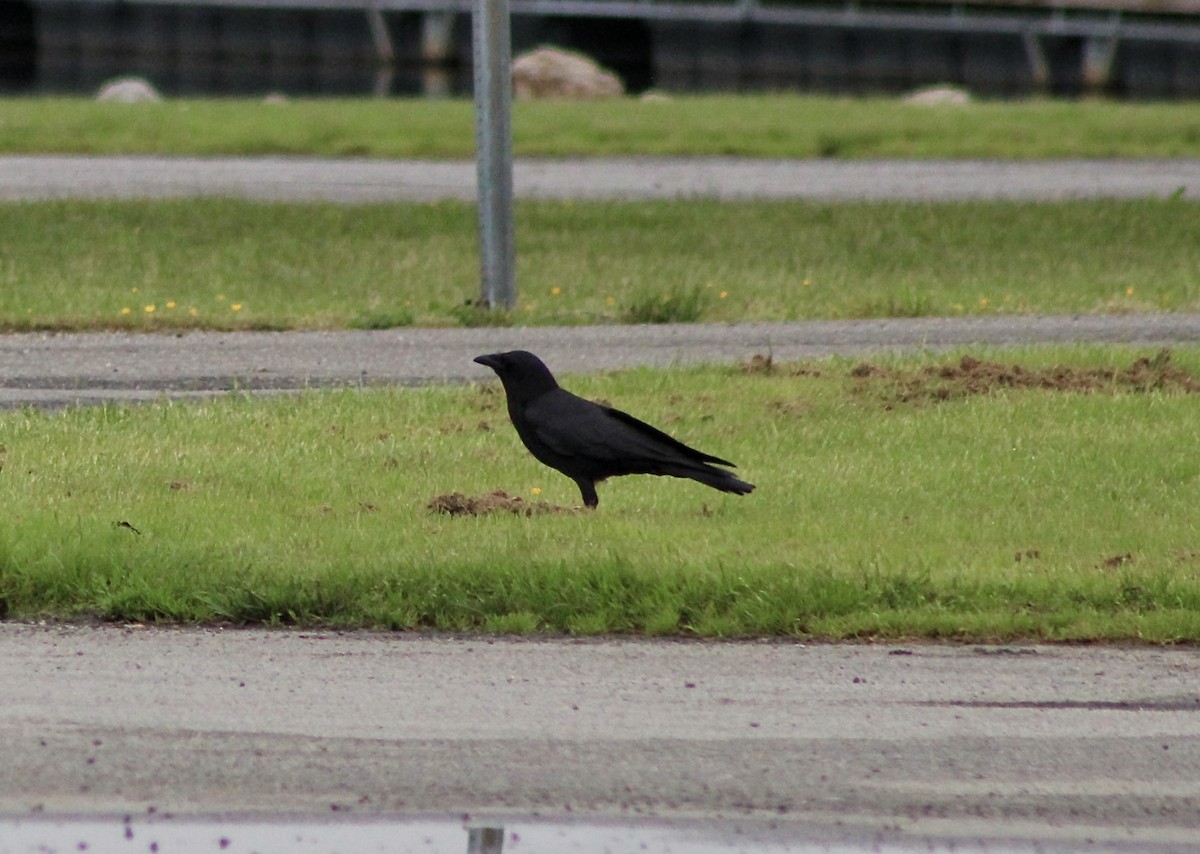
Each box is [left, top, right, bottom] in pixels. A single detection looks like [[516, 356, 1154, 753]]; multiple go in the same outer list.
[[621, 285, 709, 324], [449, 301, 518, 327], [349, 308, 415, 330]]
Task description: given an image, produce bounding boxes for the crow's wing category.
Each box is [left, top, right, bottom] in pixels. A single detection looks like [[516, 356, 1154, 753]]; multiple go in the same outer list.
[[525, 390, 735, 469]]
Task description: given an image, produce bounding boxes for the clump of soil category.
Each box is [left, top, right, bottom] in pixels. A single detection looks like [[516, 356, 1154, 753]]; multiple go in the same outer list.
[[741, 353, 775, 374], [470, 382, 502, 412], [428, 490, 577, 517], [851, 349, 1199, 406], [740, 353, 824, 378]]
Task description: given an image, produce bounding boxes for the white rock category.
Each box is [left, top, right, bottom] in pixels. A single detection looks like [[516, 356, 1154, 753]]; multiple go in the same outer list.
[[96, 77, 162, 103], [902, 85, 971, 106], [512, 46, 624, 100]]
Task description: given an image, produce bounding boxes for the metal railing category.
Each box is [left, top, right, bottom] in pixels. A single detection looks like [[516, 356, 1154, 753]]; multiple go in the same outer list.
[[34, 0, 1200, 43], [32, 0, 1200, 92]]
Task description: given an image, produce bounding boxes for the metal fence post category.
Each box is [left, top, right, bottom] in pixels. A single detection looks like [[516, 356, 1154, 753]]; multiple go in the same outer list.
[[466, 825, 505, 854], [472, 0, 517, 310]]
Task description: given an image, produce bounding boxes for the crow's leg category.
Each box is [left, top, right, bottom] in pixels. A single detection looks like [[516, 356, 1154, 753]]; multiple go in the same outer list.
[[574, 478, 599, 509]]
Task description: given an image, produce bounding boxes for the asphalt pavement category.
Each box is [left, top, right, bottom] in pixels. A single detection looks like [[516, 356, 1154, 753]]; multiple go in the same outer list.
[[3, 155, 1199, 202], [1, 625, 1198, 851], [4, 314, 1200, 408]]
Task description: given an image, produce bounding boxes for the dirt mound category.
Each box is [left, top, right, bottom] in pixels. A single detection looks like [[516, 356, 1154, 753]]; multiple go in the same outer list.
[[428, 490, 577, 517], [850, 349, 1199, 406]]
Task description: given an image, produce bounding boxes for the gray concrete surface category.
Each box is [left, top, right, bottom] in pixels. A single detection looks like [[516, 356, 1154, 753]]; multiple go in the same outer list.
[[2, 156, 1199, 202], [1, 625, 1198, 849], [5, 313, 1200, 407]]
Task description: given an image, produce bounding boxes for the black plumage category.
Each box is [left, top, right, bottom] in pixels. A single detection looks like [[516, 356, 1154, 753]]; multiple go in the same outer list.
[[474, 350, 755, 508]]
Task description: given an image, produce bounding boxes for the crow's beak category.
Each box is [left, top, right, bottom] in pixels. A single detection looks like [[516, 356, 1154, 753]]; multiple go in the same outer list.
[[473, 354, 500, 370]]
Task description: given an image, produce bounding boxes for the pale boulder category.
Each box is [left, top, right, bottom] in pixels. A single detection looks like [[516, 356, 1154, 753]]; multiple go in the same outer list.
[[512, 46, 623, 99], [96, 77, 162, 103], [902, 85, 971, 106]]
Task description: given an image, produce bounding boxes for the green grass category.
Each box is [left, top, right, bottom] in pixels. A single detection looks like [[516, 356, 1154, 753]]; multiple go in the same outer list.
[[2, 346, 1199, 641], [3, 197, 1199, 331], [3, 95, 1200, 159]]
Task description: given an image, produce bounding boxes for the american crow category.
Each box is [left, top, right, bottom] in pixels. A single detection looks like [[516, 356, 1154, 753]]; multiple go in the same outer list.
[[474, 350, 754, 508]]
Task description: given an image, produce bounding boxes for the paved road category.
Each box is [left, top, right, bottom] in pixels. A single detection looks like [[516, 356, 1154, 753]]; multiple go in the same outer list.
[[4, 314, 1200, 407], [2, 155, 1199, 202], [1, 625, 1198, 850]]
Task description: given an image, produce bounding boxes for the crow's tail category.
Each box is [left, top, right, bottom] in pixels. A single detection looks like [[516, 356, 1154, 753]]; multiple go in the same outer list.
[[677, 463, 755, 497]]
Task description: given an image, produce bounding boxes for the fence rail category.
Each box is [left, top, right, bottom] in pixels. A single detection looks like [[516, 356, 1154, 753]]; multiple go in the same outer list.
[[32, 0, 1200, 45], [26, 0, 1200, 97]]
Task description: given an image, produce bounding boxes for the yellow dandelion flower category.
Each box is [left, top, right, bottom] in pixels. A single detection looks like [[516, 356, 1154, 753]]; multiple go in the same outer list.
[[719, 291, 729, 299], [802, 277, 812, 286], [1126, 287, 1135, 297], [144, 304, 156, 313], [531, 487, 542, 496], [131, 287, 139, 293], [978, 297, 989, 308], [551, 287, 561, 296], [120, 307, 132, 315], [166, 301, 176, 309], [231, 304, 243, 312]]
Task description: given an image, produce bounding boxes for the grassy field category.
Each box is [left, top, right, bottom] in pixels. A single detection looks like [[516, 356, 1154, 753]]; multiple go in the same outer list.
[[3, 197, 1199, 331], [3, 95, 1200, 159], [5, 94, 1199, 641], [2, 346, 1199, 641]]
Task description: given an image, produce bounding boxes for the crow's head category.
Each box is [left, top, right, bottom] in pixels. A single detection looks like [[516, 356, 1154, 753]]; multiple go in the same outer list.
[[473, 350, 561, 402]]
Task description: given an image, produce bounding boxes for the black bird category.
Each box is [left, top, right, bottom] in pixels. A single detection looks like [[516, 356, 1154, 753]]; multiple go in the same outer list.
[[473, 350, 754, 508]]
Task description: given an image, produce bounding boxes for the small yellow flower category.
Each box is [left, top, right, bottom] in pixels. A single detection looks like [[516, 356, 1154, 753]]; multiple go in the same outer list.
[[551, 287, 561, 296], [978, 297, 990, 308], [1126, 287, 1135, 297], [531, 487, 542, 496], [120, 307, 132, 315], [231, 304, 243, 312], [605, 296, 615, 306], [144, 304, 156, 313], [802, 277, 812, 286], [166, 301, 176, 309], [131, 287, 139, 294], [719, 291, 729, 299], [188, 308, 199, 317]]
